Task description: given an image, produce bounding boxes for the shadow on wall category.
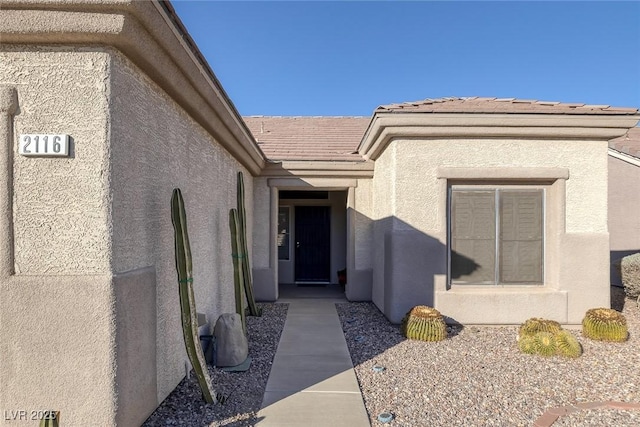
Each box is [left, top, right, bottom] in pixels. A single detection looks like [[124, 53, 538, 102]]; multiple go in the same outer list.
[[611, 249, 640, 286], [359, 211, 480, 324]]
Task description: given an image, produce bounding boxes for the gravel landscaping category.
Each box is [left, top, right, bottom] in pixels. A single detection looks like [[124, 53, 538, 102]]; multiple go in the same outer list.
[[142, 303, 288, 427], [337, 286, 640, 426], [143, 287, 640, 426]]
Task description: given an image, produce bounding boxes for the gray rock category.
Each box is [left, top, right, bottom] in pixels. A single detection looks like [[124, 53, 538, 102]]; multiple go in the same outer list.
[[213, 313, 248, 367]]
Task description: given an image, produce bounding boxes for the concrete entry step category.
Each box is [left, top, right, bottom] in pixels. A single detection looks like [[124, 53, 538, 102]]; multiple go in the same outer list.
[[256, 296, 370, 427]]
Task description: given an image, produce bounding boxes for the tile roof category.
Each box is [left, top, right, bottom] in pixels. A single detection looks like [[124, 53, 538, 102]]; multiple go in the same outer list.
[[376, 97, 639, 115], [610, 127, 640, 159], [243, 116, 370, 162]]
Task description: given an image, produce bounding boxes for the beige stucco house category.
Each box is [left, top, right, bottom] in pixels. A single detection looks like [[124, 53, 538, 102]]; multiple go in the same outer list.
[[1, 1, 639, 426], [248, 102, 639, 326]]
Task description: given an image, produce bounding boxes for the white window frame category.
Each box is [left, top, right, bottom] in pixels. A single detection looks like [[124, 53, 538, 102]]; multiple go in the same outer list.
[[277, 206, 291, 261]]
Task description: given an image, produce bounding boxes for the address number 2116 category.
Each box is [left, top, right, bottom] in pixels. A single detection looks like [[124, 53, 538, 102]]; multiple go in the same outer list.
[[19, 134, 69, 157]]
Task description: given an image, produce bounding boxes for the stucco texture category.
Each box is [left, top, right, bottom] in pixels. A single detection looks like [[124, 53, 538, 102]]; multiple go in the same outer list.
[[609, 155, 640, 285], [370, 137, 610, 324], [1, 276, 117, 426], [0, 48, 117, 426], [109, 51, 251, 402], [371, 143, 396, 310], [0, 48, 112, 275], [353, 178, 373, 271], [252, 177, 271, 270], [391, 138, 608, 234], [609, 156, 640, 251]]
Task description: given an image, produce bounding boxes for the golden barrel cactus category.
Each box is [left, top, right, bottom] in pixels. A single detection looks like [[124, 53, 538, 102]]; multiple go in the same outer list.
[[582, 308, 628, 342], [533, 332, 557, 357], [517, 317, 582, 358], [517, 334, 537, 354], [554, 330, 583, 358], [519, 318, 562, 338], [401, 306, 447, 342]]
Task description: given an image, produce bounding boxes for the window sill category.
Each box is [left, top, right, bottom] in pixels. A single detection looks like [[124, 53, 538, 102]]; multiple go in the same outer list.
[[446, 284, 553, 293]]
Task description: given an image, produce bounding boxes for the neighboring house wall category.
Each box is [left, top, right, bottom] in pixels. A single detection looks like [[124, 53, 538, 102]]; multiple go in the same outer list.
[[609, 153, 640, 284], [1, 2, 263, 426]]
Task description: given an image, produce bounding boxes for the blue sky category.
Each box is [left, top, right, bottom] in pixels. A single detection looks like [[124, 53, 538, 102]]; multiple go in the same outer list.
[[171, 1, 640, 116]]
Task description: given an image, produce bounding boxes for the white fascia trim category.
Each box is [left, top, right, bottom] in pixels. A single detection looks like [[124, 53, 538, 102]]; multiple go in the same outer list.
[[609, 148, 640, 167]]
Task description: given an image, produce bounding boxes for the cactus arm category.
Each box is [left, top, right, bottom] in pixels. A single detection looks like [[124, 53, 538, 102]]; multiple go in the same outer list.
[[39, 412, 59, 427], [171, 189, 218, 404], [237, 171, 261, 316], [229, 208, 247, 333]]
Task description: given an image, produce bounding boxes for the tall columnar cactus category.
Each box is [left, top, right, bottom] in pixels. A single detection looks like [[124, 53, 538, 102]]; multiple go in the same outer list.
[[401, 306, 447, 342], [171, 189, 219, 404], [237, 171, 261, 317], [39, 412, 59, 427], [229, 208, 247, 333], [582, 308, 628, 342]]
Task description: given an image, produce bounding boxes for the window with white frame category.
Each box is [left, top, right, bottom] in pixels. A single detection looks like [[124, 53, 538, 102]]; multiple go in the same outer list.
[[449, 186, 544, 285], [277, 206, 290, 260]]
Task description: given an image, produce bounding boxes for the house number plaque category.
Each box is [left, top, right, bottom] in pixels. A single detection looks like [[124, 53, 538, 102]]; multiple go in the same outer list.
[[19, 134, 69, 157]]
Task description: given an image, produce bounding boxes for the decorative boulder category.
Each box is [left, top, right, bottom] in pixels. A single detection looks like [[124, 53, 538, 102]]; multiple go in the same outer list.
[[214, 313, 248, 367]]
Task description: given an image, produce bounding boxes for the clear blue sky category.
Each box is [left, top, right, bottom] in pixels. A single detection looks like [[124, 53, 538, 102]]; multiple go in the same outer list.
[[171, 1, 640, 116]]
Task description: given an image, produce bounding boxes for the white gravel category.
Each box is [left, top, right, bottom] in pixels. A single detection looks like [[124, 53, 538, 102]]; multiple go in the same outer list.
[[336, 286, 640, 427]]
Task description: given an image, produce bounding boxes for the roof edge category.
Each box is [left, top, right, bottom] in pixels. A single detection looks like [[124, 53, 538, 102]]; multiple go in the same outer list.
[[359, 113, 640, 161], [1, 0, 266, 174]]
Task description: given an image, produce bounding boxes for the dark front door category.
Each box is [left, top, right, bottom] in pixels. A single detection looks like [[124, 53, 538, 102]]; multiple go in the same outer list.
[[295, 206, 331, 282]]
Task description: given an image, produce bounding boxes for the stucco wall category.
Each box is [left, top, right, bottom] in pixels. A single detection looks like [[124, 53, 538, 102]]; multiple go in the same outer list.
[[353, 178, 373, 271], [371, 143, 395, 311], [1, 47, 112, 274], [109, 51, 252, 404], [371, 137, 610, 324], [251, 177, 277, 301], [0, 48, 116, 425], [393, 138, 608, 234], [609, 155, 640, 285], [1, 45, 256, 426], [252, 177, 272, 270]]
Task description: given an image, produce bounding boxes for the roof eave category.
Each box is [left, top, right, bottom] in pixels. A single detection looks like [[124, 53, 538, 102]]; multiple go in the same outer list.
[[261, 160, 374, 179], [359, 112, 640, 161], [1, 0, 266, 175]]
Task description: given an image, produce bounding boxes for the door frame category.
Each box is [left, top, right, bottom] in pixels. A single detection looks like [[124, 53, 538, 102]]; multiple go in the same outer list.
[[265, 178, 359, 300], [294, 205, 331, 283]]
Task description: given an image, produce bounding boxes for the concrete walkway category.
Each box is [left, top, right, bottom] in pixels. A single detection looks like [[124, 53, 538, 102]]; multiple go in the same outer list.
[[256, 285, 370, 426]]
